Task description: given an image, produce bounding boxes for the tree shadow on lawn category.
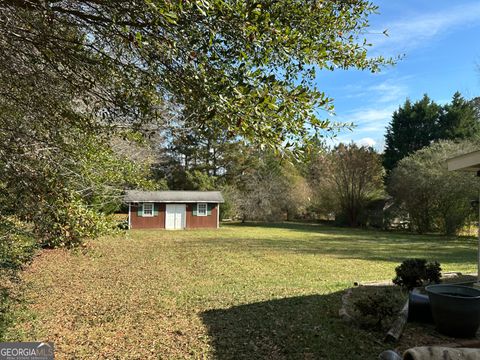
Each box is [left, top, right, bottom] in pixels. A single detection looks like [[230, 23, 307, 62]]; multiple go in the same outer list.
[[216, 223, 477, 266], [201, 291, 386, 360], [226, 221, 352, 235], [227, 221, 474, 243]]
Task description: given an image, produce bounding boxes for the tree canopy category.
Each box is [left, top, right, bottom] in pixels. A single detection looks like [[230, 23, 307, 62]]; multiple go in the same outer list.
[[2, 0, 391, 149], [437, 92, 480, 140], [310, 143, 384, 226], [0, 0, 393, 245]]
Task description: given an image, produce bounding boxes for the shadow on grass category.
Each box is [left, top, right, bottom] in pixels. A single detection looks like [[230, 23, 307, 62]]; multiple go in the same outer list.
[[227, 221, 474, 241], [215, 222, 477, 266], [201, 292, 385, 360]]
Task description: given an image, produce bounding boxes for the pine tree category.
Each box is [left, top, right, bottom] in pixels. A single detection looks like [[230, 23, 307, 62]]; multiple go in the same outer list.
[[383, 92, 480, 173], [437, 92, 480, 140], [383, 95, 440, 172]]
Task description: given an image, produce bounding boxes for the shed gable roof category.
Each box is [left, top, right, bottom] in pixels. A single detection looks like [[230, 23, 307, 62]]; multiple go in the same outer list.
[[124, 190, 224, 203]]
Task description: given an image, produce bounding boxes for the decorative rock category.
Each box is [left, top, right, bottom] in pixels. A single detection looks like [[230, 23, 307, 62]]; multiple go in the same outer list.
[[403, 346, 480, 360], [384, 299, 409, 343], [378, 350, 402, 360]]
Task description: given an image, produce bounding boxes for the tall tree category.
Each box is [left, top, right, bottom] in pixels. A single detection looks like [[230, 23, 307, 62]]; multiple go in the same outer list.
[[1, 0, 391, 151], [313, 143, 384, 226], [383, 95, 440, 172], [155, 124, 236, 189], [437, 92, 480, 140]]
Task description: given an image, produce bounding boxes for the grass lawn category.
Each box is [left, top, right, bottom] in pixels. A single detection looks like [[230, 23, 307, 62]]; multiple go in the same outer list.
[[4, 222, 477, 359]]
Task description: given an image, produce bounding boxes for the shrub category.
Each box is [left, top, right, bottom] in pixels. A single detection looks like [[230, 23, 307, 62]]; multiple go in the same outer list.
[[354, 289, 398, 329], [425, 261, 442, 284], [393, 259, 442, 290], [388, 140, 479, 235], [35, 197, 112, 248], [0, 219, 36, 280], [0, 219, 37, 338], [117, 220, 129, 230]]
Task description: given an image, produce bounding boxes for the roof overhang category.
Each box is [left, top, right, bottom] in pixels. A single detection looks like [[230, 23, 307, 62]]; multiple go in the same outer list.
[[447, 150, 480, 172]]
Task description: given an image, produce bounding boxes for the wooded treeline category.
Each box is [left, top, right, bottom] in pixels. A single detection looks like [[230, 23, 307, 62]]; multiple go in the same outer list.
[[147, 91, 480, 235]]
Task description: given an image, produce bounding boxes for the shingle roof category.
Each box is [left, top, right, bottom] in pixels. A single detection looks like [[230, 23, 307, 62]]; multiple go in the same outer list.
[[124, 190, 224, 203]]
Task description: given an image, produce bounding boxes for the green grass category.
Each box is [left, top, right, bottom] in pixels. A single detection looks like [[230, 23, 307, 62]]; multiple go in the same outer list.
[[4, 222, 478, 359]]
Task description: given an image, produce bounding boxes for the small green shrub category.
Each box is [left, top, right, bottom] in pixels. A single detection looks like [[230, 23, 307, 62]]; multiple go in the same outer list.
[[35, 197, 113, 248], [0, 219, 37, 339], [0, 219, 36, 279], [425, 261, 442, 284], [393, 259, 442, 290], [354, 290, 398, 329]]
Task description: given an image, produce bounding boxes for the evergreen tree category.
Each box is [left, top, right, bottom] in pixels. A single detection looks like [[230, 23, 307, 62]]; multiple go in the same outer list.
[[383, 95, 440, 172], [437, 92, 480, 140], [383, 92, 480, 173], [471, 97, 480, 119]]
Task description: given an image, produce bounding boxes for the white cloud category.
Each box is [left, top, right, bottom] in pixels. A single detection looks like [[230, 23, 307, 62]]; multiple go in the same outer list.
[[338, 106, 395, 128], [367, 81, 408, 104], [334, 79, 407, 137], [326, 135, 385, 152], [340, 78, 409, 107], [355, 137, 376, 147], [330, 105, 396, 151], [370, 3, 480, 55]]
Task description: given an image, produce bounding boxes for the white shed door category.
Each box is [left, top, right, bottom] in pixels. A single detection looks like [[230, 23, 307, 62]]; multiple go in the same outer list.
[[165, 204, 186, 230]]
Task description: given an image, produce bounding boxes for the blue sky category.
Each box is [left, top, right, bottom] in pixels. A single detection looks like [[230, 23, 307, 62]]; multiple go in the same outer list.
[[321, 0, 480, 150]]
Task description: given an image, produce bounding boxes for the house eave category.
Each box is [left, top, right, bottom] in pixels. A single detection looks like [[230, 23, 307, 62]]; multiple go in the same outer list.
[[447, 150, 480, 172]]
